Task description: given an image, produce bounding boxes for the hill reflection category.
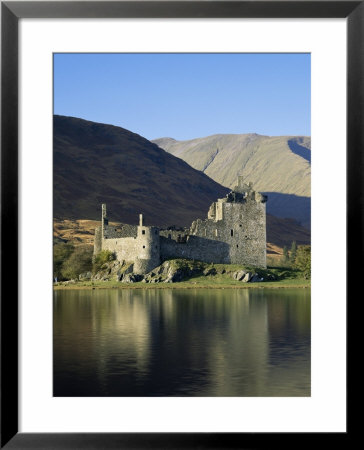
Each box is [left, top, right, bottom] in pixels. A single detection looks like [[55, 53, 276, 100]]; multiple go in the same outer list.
[[54, 288, 310, 396]]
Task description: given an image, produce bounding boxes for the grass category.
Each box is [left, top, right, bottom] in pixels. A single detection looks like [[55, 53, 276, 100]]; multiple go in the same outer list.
[[54, 262, 310, 290]]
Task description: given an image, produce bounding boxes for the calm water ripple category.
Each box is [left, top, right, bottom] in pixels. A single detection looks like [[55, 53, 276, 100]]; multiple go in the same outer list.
[[53, 288, 310, 396]]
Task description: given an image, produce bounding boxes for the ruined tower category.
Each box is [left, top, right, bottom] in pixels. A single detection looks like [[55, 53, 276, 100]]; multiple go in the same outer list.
[[101, 203, 108, 234], [192, 177, 267, 267], [94, 203, 109, 255], [133, 214, 161, 274]]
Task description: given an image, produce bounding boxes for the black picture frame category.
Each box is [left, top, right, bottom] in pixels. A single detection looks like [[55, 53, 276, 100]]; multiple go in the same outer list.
[[1, 1, 359, 448]]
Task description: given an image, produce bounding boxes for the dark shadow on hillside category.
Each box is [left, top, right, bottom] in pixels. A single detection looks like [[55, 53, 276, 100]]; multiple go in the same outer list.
[[288, 138, 311, 163], [264, 192, 311, 229], [266, 214, 311, 248]]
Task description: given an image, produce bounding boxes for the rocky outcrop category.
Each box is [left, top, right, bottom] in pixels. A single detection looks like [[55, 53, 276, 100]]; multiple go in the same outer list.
[[232, 270, 247, 281], [92, 260, 133, 281], [143, 260, 203, 283], [90, 258, 270, 284], [121, 273, 143, 283], [231, 270, 264, 283], [203, 267, 217, 276], [79, 271, 92, 281]]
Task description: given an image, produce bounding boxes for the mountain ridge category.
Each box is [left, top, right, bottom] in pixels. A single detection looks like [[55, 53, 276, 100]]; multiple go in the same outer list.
[[153, 133, 311, 228]]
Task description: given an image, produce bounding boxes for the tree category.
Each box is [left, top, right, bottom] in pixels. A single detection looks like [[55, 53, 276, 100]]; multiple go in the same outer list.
[[53, 242, 74, 280], [290, 241, 297, 264], [294, 245, 311, 279], [61, 245, 93, 280], [282, 246, 289, 264]]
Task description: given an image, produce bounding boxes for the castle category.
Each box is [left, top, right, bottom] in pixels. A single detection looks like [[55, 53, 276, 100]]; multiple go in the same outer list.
[[94, 177, 268, 273]]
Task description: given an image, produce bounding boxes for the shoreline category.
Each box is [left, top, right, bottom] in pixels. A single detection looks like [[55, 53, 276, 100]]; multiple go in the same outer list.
[[53, 280, 310, 290]]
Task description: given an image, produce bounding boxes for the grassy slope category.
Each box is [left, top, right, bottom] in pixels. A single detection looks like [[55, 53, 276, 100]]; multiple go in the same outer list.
[[54, 115, 229, 227], [154, 134, 311, 195], [154, 134, 311, 228]]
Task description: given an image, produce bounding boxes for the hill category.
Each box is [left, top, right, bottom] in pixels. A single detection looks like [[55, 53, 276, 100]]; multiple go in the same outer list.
[[153, 134, 311, 228], [54, 115, 229, 227]]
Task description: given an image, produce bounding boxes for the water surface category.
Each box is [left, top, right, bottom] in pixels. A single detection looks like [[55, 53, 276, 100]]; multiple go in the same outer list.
[[54, 288, 310, 396]]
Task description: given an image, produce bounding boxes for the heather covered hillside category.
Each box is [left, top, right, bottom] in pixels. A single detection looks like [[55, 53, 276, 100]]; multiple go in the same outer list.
[[54, 115, 229, 227]]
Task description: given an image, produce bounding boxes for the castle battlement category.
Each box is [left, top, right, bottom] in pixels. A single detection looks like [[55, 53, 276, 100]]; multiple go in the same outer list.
[[94, 178, 267, 273]]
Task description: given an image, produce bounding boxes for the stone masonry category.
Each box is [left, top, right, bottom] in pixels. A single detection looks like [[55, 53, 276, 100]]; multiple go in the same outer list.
[[94, 177, 268, 273]]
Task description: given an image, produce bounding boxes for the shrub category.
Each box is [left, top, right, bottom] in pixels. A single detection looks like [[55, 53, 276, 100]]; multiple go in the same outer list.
[[53, 242, 74, 280], [92, 250, 116, 274], [61, 245, 93, 280], [294, 245, 311, 279]]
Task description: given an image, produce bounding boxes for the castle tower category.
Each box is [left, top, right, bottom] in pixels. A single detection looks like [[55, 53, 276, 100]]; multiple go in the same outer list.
[[101, 203, 108, 238], [94, 204, 108, 254], [234, 176, 253, 194], [224, 179, 267, 267], [190, 179, 267, 268], [133, 214, 161, 274]]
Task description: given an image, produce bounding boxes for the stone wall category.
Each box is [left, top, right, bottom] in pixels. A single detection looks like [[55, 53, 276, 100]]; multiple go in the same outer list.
[[102, 236, 137, 262], [160, 235, 230, 264], [159, 229, 189, 242], [99, 224, 160, 274], [191, 199, 266, 267], [103, 224, 138, 239]]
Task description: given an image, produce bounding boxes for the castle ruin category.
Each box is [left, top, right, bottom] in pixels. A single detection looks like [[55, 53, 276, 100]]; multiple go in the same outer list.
[[94, 177, 268, 273]]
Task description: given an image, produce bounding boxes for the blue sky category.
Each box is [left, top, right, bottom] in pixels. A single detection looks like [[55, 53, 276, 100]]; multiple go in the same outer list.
[[54, 53, 310, 141]]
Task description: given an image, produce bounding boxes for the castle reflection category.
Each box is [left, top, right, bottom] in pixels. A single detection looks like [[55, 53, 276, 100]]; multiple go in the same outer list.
[[54, 288, 310, 396]]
